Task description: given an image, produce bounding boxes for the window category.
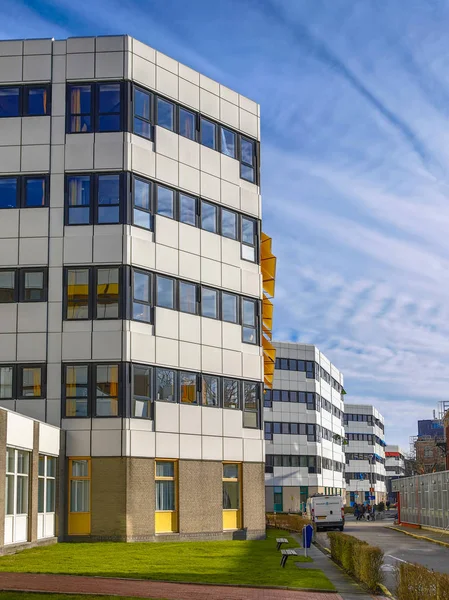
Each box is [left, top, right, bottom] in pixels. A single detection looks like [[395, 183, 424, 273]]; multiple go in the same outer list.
[[243, 381, 259, 428], [223, 378, 239, 409], [5, 448, 29, 544], [0, 177, 17, 208], [66, 268, 90, 319], [156, 275, 175, 309], [202, 287, 218, 319], [179, 281, 197, 314], [97, 174, 120, 224], [306, 361, 315, 379], [19, 365, 44, 398], [240, 137, 256, 183], [180, 371, 197, 404], [179, 193, 197, 226], [0, 271, 16, 303], [68, 458, 90, 536], [223, 463, 240, 511], [133, 177, 152, 230], [95, 364, 119, 416], [157, 368, 175, 402], [66, 173, 123, 226], [221, 128, 236, 158], [222, 292, 238, 323], [200, 117, 217, 150], [133, 270, 152, 323], [157, 185, 174, 219], [179, 107, 196, 140], [21, 269, 46, 302], [201, 201, 217, 233], [157, 97, 175, 131], [0, 366, 13, 399], [24, 177, 47, 207], [201, 375, 219, 406], [65, 365, 89, 417], [67, 175, 91, 225], [133, 86, 152, 139], [96, 267, 120, 319], [264, 422, 272, 440], [38, 455, 56, 537], [155, 461, 176, 510], [68, 85, 92, 133], [25, 86, 50, 116], [0, 87, 20, 117], [241, 216, 257, 262], [67, 82, 122, 133], [242, 298, 257, 344], [221, 208, 238, 239], [132, 364, 152, 418]]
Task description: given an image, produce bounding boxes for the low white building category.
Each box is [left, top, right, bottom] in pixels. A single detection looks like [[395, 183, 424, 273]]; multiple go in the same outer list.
[[344, 404, 387, 505], [264, 342, 346, 513], [385, 445, 406, 477]]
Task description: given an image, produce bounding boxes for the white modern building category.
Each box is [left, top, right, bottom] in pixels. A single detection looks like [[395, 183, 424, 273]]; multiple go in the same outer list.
[[264, 343, 346, 513], [0, 34, 276, 544], [385, 445, 406, 477], [344, 404, 387, 505]]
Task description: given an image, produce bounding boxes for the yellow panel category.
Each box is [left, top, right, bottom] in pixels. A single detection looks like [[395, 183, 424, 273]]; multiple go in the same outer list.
[[262, 336, 276, 358], [223, 509, 241, 530], [155, 511, 178, 533], [262, 323, 272, 340], [68, 512, 91, 535], [264, 375, 273, 388], [261, 232, 272, 258]]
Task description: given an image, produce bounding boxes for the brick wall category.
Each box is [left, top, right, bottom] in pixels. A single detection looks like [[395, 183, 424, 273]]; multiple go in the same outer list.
[[242, 462, 265, 534], [126, 457, 155, 540], [91, 457, 127, 539], [178, 460, 222, 534]]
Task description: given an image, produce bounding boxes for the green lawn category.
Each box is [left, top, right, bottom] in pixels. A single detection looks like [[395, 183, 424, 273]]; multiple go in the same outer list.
[[0, 595, 166, 600], [0, 529, 334, 590]]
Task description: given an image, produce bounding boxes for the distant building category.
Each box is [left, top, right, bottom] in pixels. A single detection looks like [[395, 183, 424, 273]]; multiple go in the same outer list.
[[418, 419, 444, 438], [344, 404, 387, 505], [415, 438, 446, 473], [385, 445, 406, 503], [264, 343, 346, 513]]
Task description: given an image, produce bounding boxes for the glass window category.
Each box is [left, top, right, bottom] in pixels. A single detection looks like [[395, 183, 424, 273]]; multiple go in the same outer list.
[[96, 267, 119, 319], [242, 298, 257, 344], [65, 365, 89, 418], [157, 185, 174, 219], [70, 459, 90, 513], [98, 83, 121, 132], [24, 177, 46, 207], [69, 84, 92, 133], [133, 177, 152, 230], [156, 461, 175, 511], [157, 97, 174, 131], [133, 270, 151, 323], [221, 208, 238, 239], [20, 366, 42, 398], [222, 292, 238, 323], [179, 281, 197, 314], [179, 193, 196, 226], [281, 390, 289, 402], [241, 216, 256, 262], [180, 371, 197, 404], [22, 269, 45, 302], [201, 201, 217, 233], [0, 271, 15, 303], [179, 108, 196, 140], [0, 177, 18, 209], [200, 118, 217, 149], [0, 366, 13, 399], [240, 137, 255, 182], [156, 275, 174, 309], [133, 87, 152, 139], [67, 268, 90, 319], [223, 378, 239, 409], [95, 364, 119, 417], [201, 375, 219, 406], [221, 128, 236, 158], [25, 87, 49, 116], [223, 463, 240, 510], [67, 175, 91, 225], [243, 381, 258, 428], [97, 174, 120, 224], [156, 368, 175, 402], [133, 364, 151, 418], [201, 287, 218, 319], [0, 87, 20, 117]]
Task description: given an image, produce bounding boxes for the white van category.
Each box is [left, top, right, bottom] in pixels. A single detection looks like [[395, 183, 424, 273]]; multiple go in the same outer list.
[[306, 495, 345, 532]]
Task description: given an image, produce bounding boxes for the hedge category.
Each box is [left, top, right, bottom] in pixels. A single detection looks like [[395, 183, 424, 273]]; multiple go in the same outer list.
[[266, 513, 313, 533], [397, 562, 449, 600], [328, 531, 383, 592]]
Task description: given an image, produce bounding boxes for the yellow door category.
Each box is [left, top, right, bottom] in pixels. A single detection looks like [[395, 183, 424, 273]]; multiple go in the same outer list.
[[68, 458, 91, 535], [155, 460, 178, 533], [222, 463, 242, 530]]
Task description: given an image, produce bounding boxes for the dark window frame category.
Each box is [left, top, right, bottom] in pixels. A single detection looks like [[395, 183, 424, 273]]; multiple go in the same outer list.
[[64, 172, 124, 226], [17, 364, 46, 400], [0, 269, 19, 303], [93, 362, 122, 417], [131, 362, 153, 419], [132, 268, 153, 324], [63, 266, 123, 321], [66, 81, 124, 134], [0, 84, 51, 118], [20, 267, 48, 303], [132, 84, 153, 140], [0, 364, 16, 400], [0, 174, 49, 209]]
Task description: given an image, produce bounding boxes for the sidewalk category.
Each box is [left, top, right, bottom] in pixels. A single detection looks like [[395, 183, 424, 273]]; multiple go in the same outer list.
[[391, 524, 449, 548], [0, 571, 342, 600], [291, 535, 389, 600]]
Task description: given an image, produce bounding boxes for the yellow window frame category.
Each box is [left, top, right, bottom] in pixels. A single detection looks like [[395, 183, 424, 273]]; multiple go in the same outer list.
[[68, 457, 91, 536], [155, 459, 178, 533], [222, 462, 242, 531]]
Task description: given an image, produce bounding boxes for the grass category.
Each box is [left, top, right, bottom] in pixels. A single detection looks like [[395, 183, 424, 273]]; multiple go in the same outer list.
[[0, 595, 167, 600], [0, 529, 334, 590]]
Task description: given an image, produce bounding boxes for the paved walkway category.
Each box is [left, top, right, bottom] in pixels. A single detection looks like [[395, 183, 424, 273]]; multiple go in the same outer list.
[[0, 571, 342, 600], [392, 524, 449, 547]]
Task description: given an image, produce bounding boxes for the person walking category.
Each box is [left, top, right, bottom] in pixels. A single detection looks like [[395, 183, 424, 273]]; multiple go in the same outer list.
[[354, 504, 360, 520]]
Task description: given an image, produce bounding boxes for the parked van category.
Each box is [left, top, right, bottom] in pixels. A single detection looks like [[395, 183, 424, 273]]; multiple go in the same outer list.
[[306, 495, 344, 532]]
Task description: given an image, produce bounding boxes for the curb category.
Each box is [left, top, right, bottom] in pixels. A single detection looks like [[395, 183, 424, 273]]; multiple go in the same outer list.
[[390, 526, 449, 549], [379, 583, 395, 599]]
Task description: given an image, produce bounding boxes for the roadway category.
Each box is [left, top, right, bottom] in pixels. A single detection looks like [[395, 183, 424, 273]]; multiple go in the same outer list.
[[316, 514, 449, 592]]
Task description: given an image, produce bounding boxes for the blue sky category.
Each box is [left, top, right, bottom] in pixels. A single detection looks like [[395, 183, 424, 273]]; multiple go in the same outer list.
[[3, 0, 448, 450]]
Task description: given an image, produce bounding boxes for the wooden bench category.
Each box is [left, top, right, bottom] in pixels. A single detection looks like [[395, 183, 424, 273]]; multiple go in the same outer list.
[[276, 537, 289, 551], [280, 548, 297, 567]]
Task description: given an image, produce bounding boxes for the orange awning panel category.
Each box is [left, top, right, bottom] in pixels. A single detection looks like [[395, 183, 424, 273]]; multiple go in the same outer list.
[[261, 232, 276, 298]]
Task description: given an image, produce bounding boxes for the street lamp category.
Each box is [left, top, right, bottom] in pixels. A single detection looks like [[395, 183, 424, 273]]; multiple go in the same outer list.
[[368, 453, 374, 507]]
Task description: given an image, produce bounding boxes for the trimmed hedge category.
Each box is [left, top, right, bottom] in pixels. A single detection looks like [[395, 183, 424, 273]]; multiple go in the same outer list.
[[344, 506, 354, 514], [328, 532, 383, 592], [397, 562, 449, 600], [266, 513, 312, 533]]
